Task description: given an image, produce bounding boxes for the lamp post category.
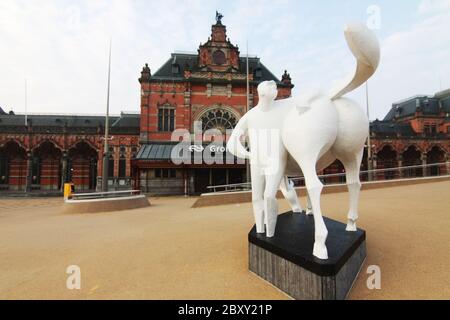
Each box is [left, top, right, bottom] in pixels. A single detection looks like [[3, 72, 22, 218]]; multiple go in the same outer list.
[[102, 39, 112, 192], [245, 40, 251, 185]]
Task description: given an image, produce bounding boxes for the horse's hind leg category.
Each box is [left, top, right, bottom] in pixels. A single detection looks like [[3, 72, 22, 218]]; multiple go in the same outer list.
[[339, 149, 364, 231], [280, 176, 303, 213], [306, 151, 337, 216], [293, 154, 329, 259]]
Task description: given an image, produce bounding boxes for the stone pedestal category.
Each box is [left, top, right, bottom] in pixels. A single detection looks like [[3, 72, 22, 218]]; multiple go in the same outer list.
[[248, 212, 366, 300]]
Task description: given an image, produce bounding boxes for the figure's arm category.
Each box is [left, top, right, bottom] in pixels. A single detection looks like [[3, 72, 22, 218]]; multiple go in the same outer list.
[[227, 113, 251, 159]]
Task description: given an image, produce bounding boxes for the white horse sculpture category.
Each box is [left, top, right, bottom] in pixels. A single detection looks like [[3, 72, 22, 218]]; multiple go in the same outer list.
[[227, 23, 380, 259]]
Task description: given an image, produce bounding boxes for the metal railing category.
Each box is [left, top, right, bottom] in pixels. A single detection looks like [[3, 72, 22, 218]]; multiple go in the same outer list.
[[70, 189, 142, 201], [206, 162, 449, 193]]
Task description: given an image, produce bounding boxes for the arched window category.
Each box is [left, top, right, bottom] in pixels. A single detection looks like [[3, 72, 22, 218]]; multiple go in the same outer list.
[[158, 106, 175, 132], [200, 109, 237, 133]]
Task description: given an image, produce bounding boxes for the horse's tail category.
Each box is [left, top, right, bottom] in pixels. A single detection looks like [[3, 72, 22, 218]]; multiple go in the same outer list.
[[329, 22, 380, 100]]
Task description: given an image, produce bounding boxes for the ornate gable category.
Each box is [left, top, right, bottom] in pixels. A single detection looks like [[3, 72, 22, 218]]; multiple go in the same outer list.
[[197, 12, 240, 72]]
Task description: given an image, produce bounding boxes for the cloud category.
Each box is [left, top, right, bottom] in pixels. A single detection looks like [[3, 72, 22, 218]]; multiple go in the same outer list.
[[418, 0, 450, 14], [0, 0, 449, 123], [361, 0, 450, 119]]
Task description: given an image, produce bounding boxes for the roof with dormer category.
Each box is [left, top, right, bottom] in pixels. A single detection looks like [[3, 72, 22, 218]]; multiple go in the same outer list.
[[0, 112, 140, 134], [141, 17, 292, 88], [150, 53, 283, 84], [384, 89, 450, 121]]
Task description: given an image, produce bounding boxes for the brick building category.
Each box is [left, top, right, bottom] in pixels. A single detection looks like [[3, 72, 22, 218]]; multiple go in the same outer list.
[[323, 89, 450, 181], [132, 16, 293, 194], [0, 110, 139, 192]]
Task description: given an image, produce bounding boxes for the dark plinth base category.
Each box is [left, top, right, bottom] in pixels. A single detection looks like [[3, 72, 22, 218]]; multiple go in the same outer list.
[[248, 212, 366, 300]]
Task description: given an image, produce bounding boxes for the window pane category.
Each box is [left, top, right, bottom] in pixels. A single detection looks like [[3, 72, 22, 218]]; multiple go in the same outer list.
[[158, 110, 163, 131], [162, 169, 169, 178], [164, 109, 169, 131], [155, 169, 161, 178], [108, 159, 114, 177], [118, 158, 126, 178], [170, 109, 174, 131]]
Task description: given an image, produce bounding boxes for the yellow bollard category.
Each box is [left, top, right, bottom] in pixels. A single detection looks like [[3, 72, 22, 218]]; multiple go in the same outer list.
[[64, 183, 74, 200]]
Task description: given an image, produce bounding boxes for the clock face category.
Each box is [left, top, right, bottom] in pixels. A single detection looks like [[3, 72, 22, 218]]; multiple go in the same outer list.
[[213, 50, 226, 65]]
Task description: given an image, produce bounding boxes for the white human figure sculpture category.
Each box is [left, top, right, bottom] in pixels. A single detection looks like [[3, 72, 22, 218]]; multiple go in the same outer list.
[[227, 22, 380, 259], [228, 80, 301, 237]]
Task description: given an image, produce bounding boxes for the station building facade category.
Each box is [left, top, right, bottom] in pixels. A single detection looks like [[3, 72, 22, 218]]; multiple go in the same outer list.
[[0, 17, 448, 195], [132, 18, 293, 194]]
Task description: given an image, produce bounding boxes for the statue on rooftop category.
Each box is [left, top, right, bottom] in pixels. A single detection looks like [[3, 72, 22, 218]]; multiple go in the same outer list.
[[215, 11, 223, 24]]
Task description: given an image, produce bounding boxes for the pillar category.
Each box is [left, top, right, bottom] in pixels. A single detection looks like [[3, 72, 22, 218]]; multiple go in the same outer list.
[[372, 154, 377, 181], [421, 153, 427, 177], [25, 151, 33, 193], [61, 152, 68, 191], [443, 154, 449, 175], [398, 154, 403, 178]]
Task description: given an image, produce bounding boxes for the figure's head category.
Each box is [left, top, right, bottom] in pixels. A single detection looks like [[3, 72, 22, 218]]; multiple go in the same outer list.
[[257, 80, 278, 102]]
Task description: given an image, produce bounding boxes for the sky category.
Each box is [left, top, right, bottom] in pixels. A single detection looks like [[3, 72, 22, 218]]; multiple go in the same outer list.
[[0, 0, 450, 120]]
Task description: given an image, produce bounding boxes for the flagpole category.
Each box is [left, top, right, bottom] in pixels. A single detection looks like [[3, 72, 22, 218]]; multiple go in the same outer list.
[[245, 40, 251, 185], [24, 79, 28, 126], [102, 39, 112, 192], [365, 81, 373, 181]]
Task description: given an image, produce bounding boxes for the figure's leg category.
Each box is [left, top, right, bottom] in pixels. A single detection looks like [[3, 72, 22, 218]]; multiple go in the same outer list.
[[339, 149, 364, 232], [280, 176, 303, 213], [251, 166, 266, 233], [296, 155, 329, 259], [264, 168, 285, 237]]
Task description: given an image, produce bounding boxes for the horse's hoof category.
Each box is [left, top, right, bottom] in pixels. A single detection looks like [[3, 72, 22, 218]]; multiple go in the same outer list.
[[313, 242, 328, 260], [346, 220, 357, 232]]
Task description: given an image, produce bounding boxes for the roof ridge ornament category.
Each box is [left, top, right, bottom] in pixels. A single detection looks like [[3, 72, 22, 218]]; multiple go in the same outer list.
[[215, 11, 223, 25]]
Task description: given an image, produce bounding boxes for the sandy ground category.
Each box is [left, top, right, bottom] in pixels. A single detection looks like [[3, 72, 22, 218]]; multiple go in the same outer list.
[[0, 180, 449, 300]]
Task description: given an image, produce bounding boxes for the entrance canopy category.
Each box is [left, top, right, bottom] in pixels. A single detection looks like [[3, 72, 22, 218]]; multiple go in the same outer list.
[[135, 143, 244, 166]]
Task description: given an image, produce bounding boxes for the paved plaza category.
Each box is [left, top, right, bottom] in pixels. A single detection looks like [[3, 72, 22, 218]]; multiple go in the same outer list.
[[0, 180, 449, 299]]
